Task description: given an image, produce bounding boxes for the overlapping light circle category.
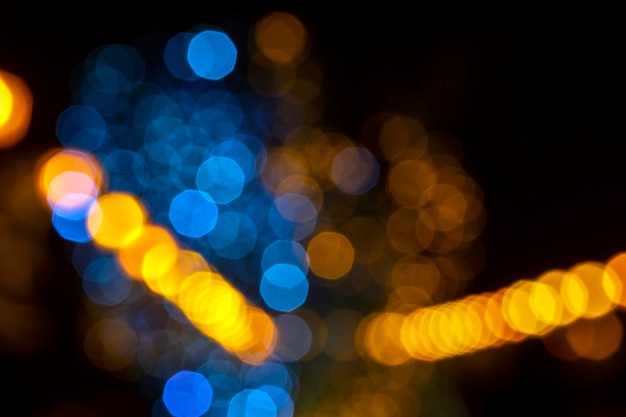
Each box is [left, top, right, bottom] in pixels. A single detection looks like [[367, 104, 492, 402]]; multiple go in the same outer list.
[[31, 10, 626, 417]]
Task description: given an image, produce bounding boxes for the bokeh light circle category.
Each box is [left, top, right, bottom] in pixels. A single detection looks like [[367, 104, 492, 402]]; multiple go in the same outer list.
[[260, 264, 309, 312], [169, 189, 218, 238], [163, 370, 213, 417], [187, 30, 237, 80]]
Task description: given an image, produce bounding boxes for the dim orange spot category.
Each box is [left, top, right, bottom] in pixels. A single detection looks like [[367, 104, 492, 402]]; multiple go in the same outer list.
[[255, 12, 308, 64], [307, 232, 355, 280], [565, 312, 623, 360]]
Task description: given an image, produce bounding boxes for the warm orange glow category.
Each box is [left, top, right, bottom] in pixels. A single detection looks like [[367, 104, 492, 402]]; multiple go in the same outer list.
[[560, 271, 588, 318], [178, 271, 244, 332], [565, 312, 623, 360], [261, 147, 309, 193], [255, 12, 308, 64], [295, 130, 353, 189], [568, 262, 619, 319], [419, 184, 466, 232], [83, 318, 138, 372], [234, 307, 278, 365], [117, 224, 178, 281], [0, 70, 32, 149], [502, 280, 553, 335], [400, 308, 440, 361], [176, 270, 277, 361], [0, 73, 14, 126], [528, 280, 562, 328], [483, 290, 525, 345], [276, 174, 324, 213], [606, 252, 626, 307], [363, 312, 413, 366], [466, 294, 498, 349], [364, 254, 626, 363], [307, 232, 355, 280], [537, 270, 578, 326], [387, 160, 437, 208], [388, 256, 440, 297], [386, 208, 432, 255], [86, 193, 147, 249], [330, 146, 378, 195], [36, 148, 103, 208], [155, 250, 211, 301], [377, 115, 428, 163], [46, 171, 99, 213]]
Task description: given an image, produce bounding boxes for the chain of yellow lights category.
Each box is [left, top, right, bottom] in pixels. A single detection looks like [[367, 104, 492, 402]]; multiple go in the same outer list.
[[361, 254, 626, 364], [36, 148, 277, 365]]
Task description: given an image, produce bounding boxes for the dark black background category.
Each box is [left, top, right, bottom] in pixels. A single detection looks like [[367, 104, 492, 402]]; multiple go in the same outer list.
[[2, 5, 626, 416]]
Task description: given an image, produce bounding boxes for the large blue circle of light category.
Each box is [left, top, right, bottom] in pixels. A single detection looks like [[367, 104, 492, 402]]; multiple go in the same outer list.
[[187, 30, 237, 80], [227, 389, 276, 417], [169, 190, 218, 238], [210, 138, 258, 183], [260, 264, 309, 312], [163, 370, 213, 417], [196, 156, 245, 204]]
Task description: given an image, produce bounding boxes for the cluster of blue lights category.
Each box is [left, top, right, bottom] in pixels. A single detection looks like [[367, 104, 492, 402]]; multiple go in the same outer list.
[[52, 27, 322, 416], [152, 352, 299, 417]]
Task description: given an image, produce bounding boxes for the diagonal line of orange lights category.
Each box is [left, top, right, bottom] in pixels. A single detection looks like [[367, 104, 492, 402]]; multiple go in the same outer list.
[[360, 254, 626, 364], [36, 148, 277, 365]]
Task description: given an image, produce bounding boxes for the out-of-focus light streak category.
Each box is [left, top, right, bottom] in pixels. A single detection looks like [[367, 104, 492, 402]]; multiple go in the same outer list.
[[37, 149, 278, 365], [25, 10, 626, 417], [361, 256, 626, 363]]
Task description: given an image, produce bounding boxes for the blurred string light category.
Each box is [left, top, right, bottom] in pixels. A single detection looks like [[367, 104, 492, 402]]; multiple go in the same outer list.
[[0, 69, 32, 148], [36, 149, 278, 366], [360, 255, 626, 364], [30, 9, 626, 417], [35, 16, 326, 417]]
